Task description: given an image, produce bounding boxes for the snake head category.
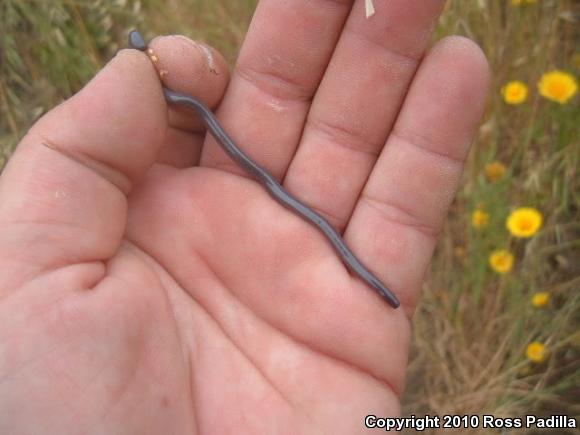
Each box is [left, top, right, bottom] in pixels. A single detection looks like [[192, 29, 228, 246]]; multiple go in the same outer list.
[[128, 30, 147, 52]]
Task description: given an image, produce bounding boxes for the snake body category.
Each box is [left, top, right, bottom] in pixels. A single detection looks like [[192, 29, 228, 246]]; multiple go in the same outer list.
[[129, 30, 400, 309]]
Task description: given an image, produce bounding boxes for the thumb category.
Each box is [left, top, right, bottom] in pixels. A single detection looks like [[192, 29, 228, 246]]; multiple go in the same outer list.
[[0, 37, 216, 292]]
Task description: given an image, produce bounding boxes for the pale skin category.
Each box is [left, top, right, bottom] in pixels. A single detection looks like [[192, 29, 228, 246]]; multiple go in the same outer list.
[[0, 1, 489, 434]]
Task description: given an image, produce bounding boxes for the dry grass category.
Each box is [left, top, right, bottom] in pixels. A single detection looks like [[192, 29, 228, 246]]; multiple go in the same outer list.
[[403, 1, 579, 431], [1, 1, 578, 431]]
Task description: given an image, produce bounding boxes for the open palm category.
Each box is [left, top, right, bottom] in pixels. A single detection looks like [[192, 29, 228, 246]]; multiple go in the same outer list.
[[0, 1, 489, 434]]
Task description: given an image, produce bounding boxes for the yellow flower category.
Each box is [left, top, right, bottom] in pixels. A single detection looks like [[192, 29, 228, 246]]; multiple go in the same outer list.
[[485, 161, 507, 183], [489, 249, 514, 274], [526, 341, 547, 363], [538, 70, 578, 104], [506, 207, 543, 238], [501, 81, 529, 104], [472, 209, 490, 229], [531, 292, 550, 307]]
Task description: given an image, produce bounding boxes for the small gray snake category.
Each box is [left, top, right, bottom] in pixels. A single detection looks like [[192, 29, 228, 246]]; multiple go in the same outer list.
[[128, 30, 400, 309]]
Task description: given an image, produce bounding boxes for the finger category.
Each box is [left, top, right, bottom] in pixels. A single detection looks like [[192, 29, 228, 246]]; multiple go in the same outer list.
[[283, 0, 445, 230], [148, 35, 229, 167], [345, 36, 490, 314], [150, 35, 229, 133], [199, 0, 354, 177]]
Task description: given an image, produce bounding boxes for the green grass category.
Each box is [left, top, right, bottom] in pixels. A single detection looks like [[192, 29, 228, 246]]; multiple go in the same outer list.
[[1, 1, 578, 430]]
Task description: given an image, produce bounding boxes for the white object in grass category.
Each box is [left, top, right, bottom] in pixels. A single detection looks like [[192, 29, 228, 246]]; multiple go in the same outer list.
[[365, 0, 376, 18]]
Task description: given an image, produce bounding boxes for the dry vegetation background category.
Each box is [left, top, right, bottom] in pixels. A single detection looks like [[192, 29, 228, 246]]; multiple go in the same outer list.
[[0, 0, 578, 433]]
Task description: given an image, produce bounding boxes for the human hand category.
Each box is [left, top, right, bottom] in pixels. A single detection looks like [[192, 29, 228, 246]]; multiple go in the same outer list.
[[0, 1, 489, 433]]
